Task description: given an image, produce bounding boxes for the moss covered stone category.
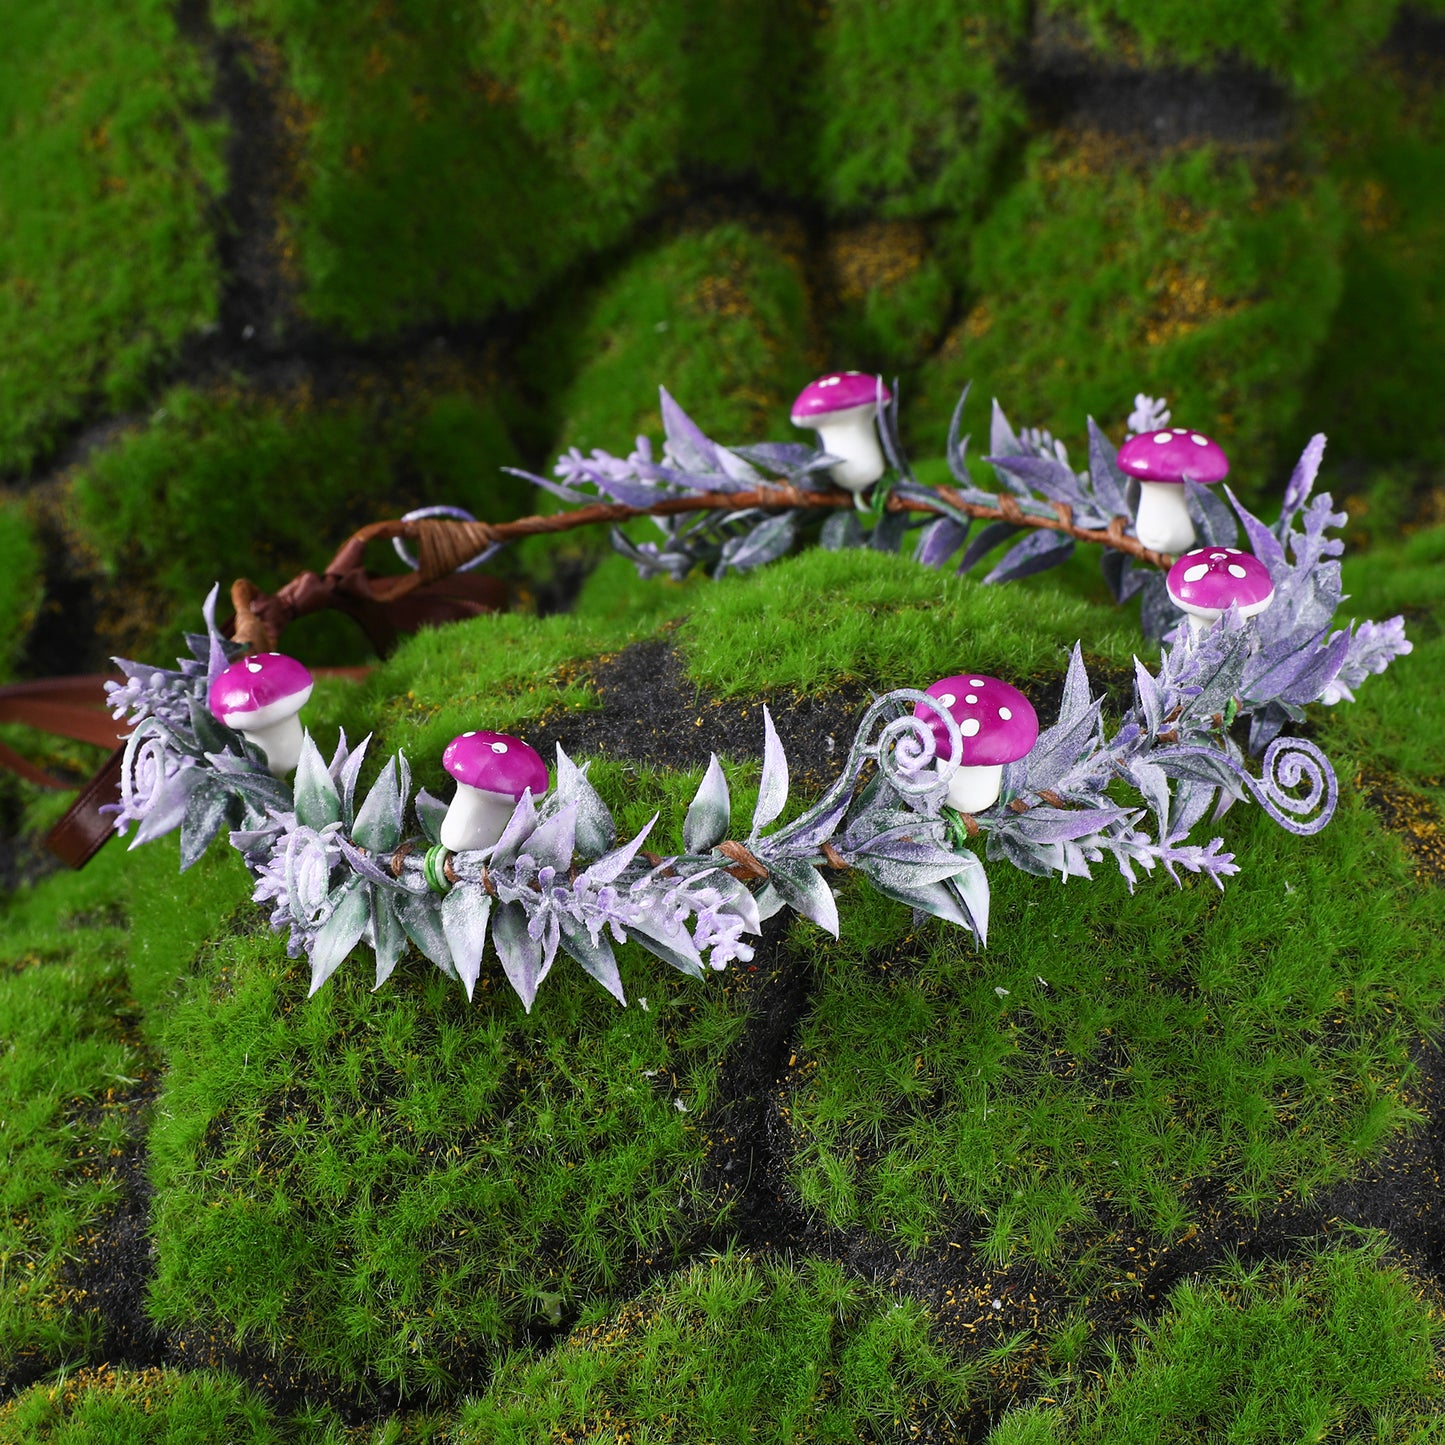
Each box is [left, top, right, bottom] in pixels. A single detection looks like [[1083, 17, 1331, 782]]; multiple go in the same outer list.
[[914, 134, 1346, 496], [0, 1, 225, 475], [67, 370, 527, 665]]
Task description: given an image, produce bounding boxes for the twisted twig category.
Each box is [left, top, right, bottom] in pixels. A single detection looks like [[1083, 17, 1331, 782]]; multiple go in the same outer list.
[[227, 487, 1173, 654]]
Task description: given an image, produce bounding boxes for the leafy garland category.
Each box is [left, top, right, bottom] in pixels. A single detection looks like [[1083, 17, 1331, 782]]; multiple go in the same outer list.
[[103, 390, 1412, 1011]]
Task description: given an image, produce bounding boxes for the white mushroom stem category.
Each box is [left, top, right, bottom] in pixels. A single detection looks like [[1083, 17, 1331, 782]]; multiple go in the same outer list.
[[221, 699, 309, 777], [1134, 482, 1198, 555], [1179, 595, 1275, 637], [808, 403, 886, 493], [440, 785, 521, 853], [945, 763, 1005, 814]]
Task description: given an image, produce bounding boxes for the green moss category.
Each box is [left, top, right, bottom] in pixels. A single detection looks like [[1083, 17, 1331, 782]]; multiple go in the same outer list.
[[531, 223, 811, 457], [810, 0, 1030, 219], [989, 1240, 1445, 1442], [0, 840, 178, 1369], [1323, 524, 1445, 782], [218, 0, 696, 336], [0, 1367, 286, 1445], [0, 497, 43, 681], [787, 781, 1445, 1256], [914, 137, 1346, 498], [455, 1246, 978, 1443], [823, 221, 958, 376], [676, 545, 1139, 698], [67, 377, 526, 665], [0, 0, 224, 474], [144, 917, 743, 1395], [1047, 0, 1413, 95], [1292, 52, 1445, 470]]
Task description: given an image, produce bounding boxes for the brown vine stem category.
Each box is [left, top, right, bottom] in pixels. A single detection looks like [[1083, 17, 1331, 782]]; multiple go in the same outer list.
[[229, 484, 1173, 653]]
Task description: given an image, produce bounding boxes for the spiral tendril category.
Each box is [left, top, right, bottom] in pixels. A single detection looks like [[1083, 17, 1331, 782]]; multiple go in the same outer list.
[[1256, 736, 1337, 835], [856, 689, 962, 800]]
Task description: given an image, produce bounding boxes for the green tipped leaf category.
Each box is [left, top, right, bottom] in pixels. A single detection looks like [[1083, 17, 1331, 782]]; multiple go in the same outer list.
[[309, 878, 370, 996], [765, 859, 838, 937], [397, 890, 456, 978], [352, 756, 404, 852], [441, 884, 493, 1002], [179, 785, 235, 871], [558, 918, 626, 1006], [293, 730, 341, 830], [492, 901, 548, 1011], [684, 755, 731, 854], [370, 893, 408, 991], [750, 707, 788, 836], [414, 788, 448, 847], [553, 745, 616, 858]]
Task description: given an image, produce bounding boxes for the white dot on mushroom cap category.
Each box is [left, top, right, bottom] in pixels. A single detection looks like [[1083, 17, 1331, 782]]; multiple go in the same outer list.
[[965, 694, 978, 705], [1191, 434, 1209, 446], [1173, 428, 1186, 434], [462, 730, 476, 737], [1153, 433, 1172, 443], [1210, 552, 1228, 560], [970, 679, 985, 687], [491, 742, 508, 753], [999, 707, 1013, 721], [820, 376, 840, 387], [1228, 564, 1248, 578], [1186, 547, 1206, 556], [1226, 547, 1241, 554], [961, 718, 981, 738], [245, 661, 263, 672], [1183, 564, 1211, 582], [939, 693, 956, 708]]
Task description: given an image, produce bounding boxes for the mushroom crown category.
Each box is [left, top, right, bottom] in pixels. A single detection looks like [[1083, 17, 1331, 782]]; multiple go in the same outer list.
[[1116, 427, 1229, 485], [208, 653, 314, 722], [1166, 547, 1274, 611], [443, 730, 549, 799], [913, 674, 1040, 769], [790, 371, 892, 424]]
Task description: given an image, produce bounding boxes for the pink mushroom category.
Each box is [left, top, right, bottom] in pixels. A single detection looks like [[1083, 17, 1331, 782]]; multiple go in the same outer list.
[[789, 372, 892, 493], [208, 652, 314, 776], [1116, 427, 1229, 554], [1166, 547, 1275, 635], [913, 674, 1040, 813], [439, 731, 549, 852]]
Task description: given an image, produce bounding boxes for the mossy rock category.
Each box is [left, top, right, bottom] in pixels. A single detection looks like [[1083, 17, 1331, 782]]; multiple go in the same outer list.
[[1, 520, 1443, 1429], [819, 220, 958, 377], [1291, 42, 1445, 475], [0, 1366, 286, 1445], [0, 0, 224, 475], [1044, 0, 1416, 95], [912, 134, 1346, 498], [65, 369, 527, 666], [808, 0, 1031, 220]]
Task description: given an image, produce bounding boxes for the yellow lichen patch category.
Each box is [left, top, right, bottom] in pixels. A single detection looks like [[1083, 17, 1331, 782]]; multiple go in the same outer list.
[[1142, 262, 1245, 348], [826, 219, 929, 304], [1358, 769, 1445, 886]]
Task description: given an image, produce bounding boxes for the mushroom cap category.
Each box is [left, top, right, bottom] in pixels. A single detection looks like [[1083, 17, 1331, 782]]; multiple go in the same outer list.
[[208, 652, 314, 724], [913, 674, 1040, 769], [1116, 427, 1229, 486], [443, 730, 549, 799], [1166, 547, 1274, 612], [790, 371, 892, 425]]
